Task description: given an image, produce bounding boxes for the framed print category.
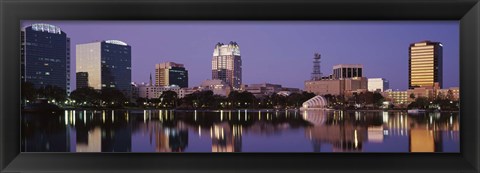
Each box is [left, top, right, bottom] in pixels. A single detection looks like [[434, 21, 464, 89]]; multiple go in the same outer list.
[[1, 0, 479, 172]]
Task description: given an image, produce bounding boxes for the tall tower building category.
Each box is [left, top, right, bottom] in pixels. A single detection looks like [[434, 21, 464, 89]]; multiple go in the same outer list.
[[21, 23, 71, 94], [155, 62, 188, 88], [76, 40, 132, 97], [311, 53, 323, 81], [409, 41, 443, 89], [212, 41, 242, 89]]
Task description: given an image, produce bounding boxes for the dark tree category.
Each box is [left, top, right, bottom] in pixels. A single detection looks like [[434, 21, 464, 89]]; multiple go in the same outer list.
[[37, 85, 67, 102], [228, 91, 256, 108], [410, 93, 416, 100], [70, 87, 101, 106], [372, 92, 385, 108], [159, 90, 178, 108], [408, 96, 429, 109], [21, 81, 36, 102], [101, 88, 127, 107], [446, 90, 455, 101], [136, 97, 147, 107]]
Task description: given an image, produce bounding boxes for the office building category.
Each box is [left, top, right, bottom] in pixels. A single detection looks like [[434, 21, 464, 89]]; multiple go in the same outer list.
[[436, 87, 460, 101], [382, 90, 408, 105], [212, 41, 242, 89], [21, 23, 71, 94], [332, 64, 363, 79], [368, 78, 390, 92], [305, 77, 368, 96], [409, 41, 443, 89], [76, 72, 89, 89], [155, 62, 188, 88], [76, 40, 132, 97], [305, 60, 368, 95]]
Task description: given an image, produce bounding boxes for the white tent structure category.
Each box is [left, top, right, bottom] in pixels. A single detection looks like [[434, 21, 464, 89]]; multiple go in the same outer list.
[[301, 110, 328, 126], [302, 95, 328, 109]]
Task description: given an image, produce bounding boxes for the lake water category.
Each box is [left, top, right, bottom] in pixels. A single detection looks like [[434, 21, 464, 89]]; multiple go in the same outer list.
[[21, 109, 459, 152]]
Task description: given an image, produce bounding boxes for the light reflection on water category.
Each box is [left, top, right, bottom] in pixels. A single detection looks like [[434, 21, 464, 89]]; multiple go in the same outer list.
[[21, 109, 460, 153]]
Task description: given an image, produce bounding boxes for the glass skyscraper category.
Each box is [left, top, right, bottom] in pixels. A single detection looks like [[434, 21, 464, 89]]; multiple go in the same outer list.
[[21, 23, 71, 94], [212, 41, 242, 89], [409, 41, 443, 89], [76, 40, 132, 97]]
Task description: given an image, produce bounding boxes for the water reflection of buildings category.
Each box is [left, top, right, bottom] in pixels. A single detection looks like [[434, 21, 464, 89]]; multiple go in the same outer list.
[[76, 127, 101, 152], [22, 111, 72, 152], [303, 110, 366, 152], [159, 109, 310, 152], [23, 109, 459, 152], [408, 112, 459, 152], [211, 123, 242, 152], [131, 110, 189, 152], [75, 110, 132, 152], [302, 110, 460, 152], [22, 110, 134, 152], [155, 127, 188, 152]]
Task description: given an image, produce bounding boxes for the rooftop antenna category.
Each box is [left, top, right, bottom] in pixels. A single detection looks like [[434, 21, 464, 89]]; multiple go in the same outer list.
[[311, 53, 323, 80]]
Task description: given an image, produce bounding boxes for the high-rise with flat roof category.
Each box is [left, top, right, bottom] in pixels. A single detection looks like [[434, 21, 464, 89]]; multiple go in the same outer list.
[[409, 40, 443, 89], [155, 62, 188, 88], [21, 23, 71, 94], [332, 64, 363, 79], [76, 40, 132, 97], [212, 41, 242, 89]]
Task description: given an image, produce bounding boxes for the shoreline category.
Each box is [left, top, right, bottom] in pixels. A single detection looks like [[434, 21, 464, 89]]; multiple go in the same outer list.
[[56, 107, 459, 113]]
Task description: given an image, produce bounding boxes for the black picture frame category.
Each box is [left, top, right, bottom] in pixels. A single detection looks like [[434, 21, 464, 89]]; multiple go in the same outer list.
[[1, 0, 479, 172]]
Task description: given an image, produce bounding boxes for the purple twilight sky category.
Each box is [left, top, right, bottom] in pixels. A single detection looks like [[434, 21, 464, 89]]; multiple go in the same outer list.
[[22, 21, 459, 91]]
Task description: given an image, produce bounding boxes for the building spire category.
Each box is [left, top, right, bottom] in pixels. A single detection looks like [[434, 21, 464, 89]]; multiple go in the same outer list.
[[149, 73, 153, 86]]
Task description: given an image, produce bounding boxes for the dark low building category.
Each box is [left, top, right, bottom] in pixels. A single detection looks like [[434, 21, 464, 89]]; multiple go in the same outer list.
[[76, 72, 89, 89]]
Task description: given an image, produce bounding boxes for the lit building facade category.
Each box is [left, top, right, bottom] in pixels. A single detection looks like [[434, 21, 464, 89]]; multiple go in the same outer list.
[[21, 23, 71, 94], [368, 78, 390, 92], [212, 42, 242, 89], [155, 62, 188, 88], [382, 86, 459, 106], [76, 72, 89, 89], [382, 90, 408, 105], [131, 82, 180, 99], [76, 40, 132, 97], [409, 41, 443, 89], [437, 87, 460, 101]]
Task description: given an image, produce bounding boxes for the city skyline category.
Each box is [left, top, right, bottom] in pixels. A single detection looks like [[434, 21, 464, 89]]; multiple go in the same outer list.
[[21, 21, 459, 90]]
